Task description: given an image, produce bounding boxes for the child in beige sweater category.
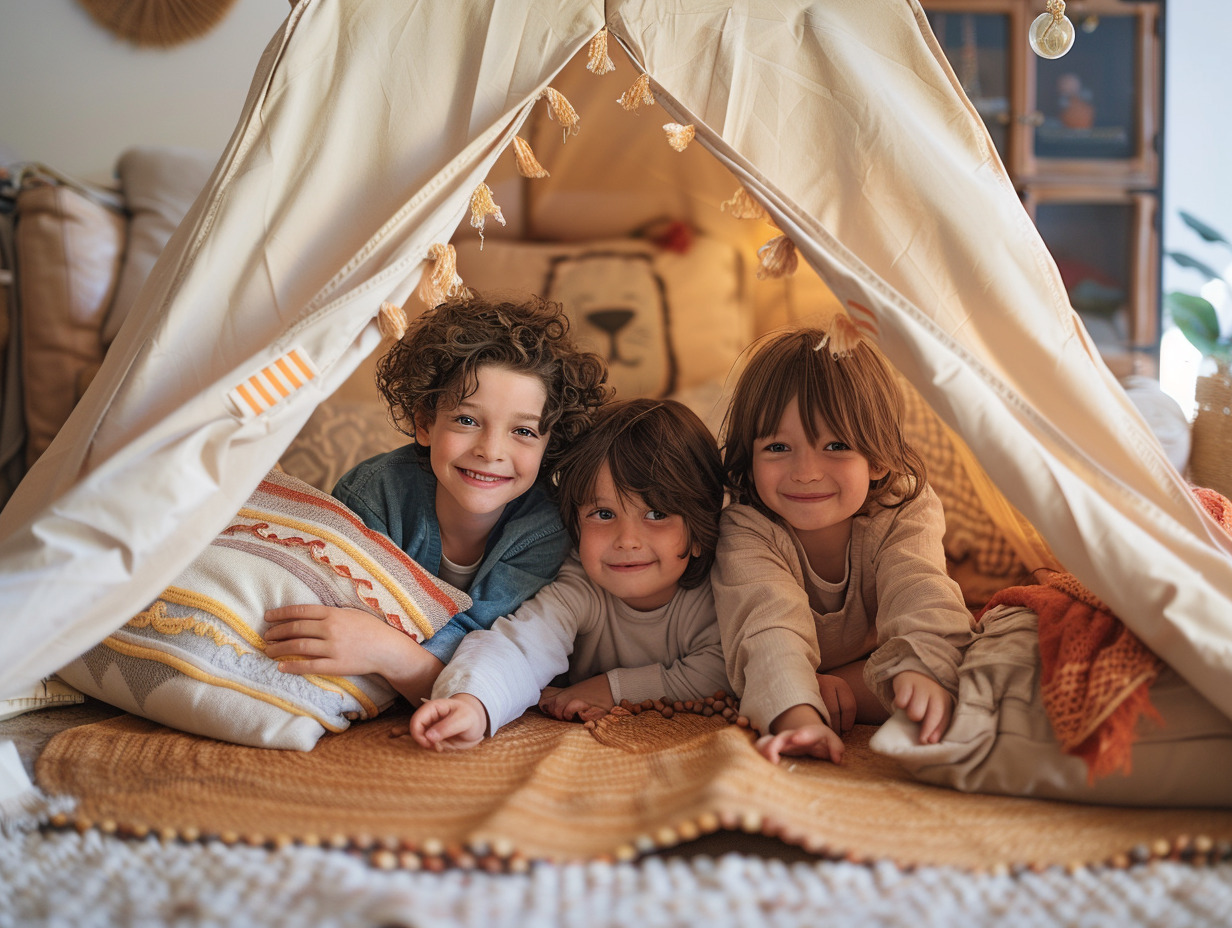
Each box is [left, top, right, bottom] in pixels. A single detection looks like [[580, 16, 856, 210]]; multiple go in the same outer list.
[[713, 321, 972, 764]]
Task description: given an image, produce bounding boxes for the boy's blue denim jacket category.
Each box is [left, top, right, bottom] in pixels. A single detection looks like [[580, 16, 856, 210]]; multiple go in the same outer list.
[[332, 444, 570, 662]]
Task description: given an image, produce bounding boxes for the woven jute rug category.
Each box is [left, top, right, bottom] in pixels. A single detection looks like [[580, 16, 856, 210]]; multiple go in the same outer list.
[[35, 707, 1232, 872]]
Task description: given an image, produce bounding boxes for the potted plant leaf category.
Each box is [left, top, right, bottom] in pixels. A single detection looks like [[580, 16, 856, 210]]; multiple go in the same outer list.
[[1165, 211, 1232, 495]]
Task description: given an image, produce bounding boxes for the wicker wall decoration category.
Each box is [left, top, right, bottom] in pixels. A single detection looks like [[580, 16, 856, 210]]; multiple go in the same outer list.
[[77, 0, 241, 48]]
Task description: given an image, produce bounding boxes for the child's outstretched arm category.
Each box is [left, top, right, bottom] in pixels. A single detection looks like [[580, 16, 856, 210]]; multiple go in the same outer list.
[[408, 694, 488, 751], [264, 604, 444, 705], [538, 675, 613, 722], [756, 704, 845, 765], [891, 670, 954, 744]]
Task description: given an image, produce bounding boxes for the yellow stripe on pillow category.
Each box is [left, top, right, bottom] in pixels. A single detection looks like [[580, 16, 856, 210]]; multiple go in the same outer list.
[[101, 637, 350, 733], [234, 507, 439, 639], [157, 586, 382, 718]]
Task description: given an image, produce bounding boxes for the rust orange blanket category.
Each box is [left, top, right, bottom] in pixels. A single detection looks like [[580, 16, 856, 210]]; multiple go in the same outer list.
[[979, 486, 1232, 783]]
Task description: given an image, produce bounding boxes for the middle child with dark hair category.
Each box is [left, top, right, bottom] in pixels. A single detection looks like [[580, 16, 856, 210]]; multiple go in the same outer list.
[[406, 398, 730, 750]]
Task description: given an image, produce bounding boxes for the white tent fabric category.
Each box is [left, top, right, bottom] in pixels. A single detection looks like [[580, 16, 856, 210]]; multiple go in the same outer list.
[[1, 0, 1230, 724]]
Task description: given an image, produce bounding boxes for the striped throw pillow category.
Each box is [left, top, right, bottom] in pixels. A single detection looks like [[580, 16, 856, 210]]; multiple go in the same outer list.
[[57, 469, 470, 750]]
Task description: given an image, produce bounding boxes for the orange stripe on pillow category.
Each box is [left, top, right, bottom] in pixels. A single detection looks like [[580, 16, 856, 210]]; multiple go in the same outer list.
[[254, 478, 464, 619], [235, 505, 452, 639]]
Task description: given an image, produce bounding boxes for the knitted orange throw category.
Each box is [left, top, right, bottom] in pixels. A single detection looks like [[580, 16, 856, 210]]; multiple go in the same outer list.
[[978, 486, 1232, 784]]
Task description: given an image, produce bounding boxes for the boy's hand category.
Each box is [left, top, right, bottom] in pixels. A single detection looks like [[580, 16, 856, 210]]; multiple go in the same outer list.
[[814, 673, 858, 734], [758, 704, 845, 764], [264, 604, 444, 705], [538, 674, 614, 723], [891, 670, 954, 744], [408, 694, 488, 751]]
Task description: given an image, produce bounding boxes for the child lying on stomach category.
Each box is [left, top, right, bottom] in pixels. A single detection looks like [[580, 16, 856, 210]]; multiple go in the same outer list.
[[404, 398, 729, 750]]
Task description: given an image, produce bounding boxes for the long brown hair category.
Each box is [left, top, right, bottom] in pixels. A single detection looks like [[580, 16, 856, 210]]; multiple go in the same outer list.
[[720, 325, 926, 514], [553, 399, 724, 590]]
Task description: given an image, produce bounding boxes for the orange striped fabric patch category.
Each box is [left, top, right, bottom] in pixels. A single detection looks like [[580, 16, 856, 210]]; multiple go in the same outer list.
[[228, 347, 319, 418]]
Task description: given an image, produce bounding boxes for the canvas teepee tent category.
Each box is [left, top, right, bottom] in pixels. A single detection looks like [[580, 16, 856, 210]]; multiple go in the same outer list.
[[1, 0, 1230, 727]]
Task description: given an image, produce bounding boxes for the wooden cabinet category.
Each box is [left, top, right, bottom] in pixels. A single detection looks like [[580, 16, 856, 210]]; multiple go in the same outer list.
[[922, 0, 1163, 376]]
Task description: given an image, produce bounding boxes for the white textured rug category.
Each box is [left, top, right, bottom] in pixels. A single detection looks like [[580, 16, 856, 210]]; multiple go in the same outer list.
[[6, 703, 1232, 927], [3, 829, 1231, 928]]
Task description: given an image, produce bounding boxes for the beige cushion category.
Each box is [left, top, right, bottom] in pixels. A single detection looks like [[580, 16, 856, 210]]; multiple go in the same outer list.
[[15, 182, 124, 467], [57, 469, 470, 751], [105, 146, 215, 344], [278, 399, 406, 492], [454, 234, 750, 399], [869, 604, 1232, 807]]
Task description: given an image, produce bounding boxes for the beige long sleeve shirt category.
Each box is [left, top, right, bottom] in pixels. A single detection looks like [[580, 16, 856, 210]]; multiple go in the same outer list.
[[712, 487, 973, 735], [435, 553, 729, 734]]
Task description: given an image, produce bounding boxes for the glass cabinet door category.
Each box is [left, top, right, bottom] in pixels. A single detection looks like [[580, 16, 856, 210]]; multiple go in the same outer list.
[[1024, 189, 1159, 377], [1024, 1, 1160, 185], [924, 2, 1023, 174]]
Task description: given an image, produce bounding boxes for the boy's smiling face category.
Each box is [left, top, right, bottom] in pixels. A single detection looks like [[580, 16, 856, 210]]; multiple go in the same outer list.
[[577, 463, 697, 611], [415, 364, 549, 532]]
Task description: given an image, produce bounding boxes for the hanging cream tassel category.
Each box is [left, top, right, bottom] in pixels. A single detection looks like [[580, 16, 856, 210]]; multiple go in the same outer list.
[[512, 137, 550, 179], [815, 313, 863, 358], [587, 27, 615, 75], [663, 123, 695, 152], [469, 183, 506, 248], [720, 187, 770, 222], [617, 73, 655, 112], [541, 87, 581, 143], [378, 301, 409, 341], [416, 243, 465, 308], [756, 234, 798, 279]]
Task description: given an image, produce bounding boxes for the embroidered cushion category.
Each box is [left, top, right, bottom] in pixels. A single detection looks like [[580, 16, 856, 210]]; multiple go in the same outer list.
[[454, 234, 749, 399], [57, 469, 470, 751]]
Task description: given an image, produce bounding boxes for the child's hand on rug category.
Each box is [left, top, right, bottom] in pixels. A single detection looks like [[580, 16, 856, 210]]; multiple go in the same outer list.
[[757, 705, 845, 765], [891, 670, 953, 744], [538, 674, 614, 722], [409, 694, 488, 751], [264, 604, 444, 705]]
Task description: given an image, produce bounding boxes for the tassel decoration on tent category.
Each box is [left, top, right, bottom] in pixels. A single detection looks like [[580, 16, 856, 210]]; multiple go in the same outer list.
[[663, 123, 695, 152], [512, 137, 550, 179], [720, 187, 771, 222], [414, 243, 465, 309], [378, 302, 409, 341], [814, 313, 864, 358], [541, 88, 581, 143], [756, 234, 798, 280], [617, 73, 655, 112], [468, 183, 506, 248], [587, 27, 615, 75]]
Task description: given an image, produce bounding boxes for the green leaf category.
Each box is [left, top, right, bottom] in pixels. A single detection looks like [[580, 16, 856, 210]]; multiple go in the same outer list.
[[1179, 211, 1232, 248], [1166, 250, 1226, 283], [1165, 291, 1222, 357]]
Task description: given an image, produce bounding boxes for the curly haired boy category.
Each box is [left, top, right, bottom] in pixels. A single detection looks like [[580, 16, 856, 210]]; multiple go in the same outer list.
[[266, 292, 610, 703]]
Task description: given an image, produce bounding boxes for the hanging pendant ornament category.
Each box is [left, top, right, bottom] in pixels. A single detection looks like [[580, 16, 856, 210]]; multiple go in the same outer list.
[[1029, 1, 1075, 59]]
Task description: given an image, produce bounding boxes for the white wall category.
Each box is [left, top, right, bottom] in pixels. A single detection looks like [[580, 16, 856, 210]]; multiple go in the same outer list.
[[1161, 2, 1232, 411], [0, 0, 289, 179]]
